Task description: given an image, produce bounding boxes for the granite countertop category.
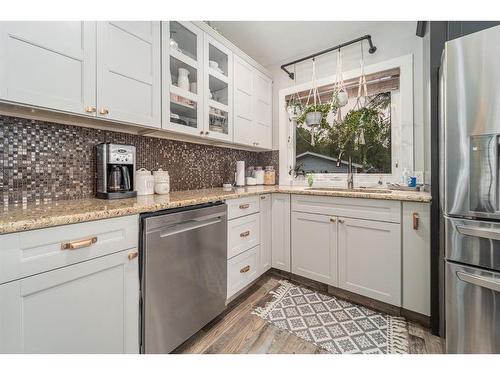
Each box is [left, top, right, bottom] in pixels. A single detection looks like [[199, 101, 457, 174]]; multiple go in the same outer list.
[[0, 186, 431, 235]]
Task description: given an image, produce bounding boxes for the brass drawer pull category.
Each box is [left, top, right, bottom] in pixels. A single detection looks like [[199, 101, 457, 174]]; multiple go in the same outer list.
[[239, 203, 250, 209], [413, 212, 420, 230], [61, 236, 97, 250], [240, 230, 250, 238], [240, 265, 250, 273], [128, 251, 139, 260]]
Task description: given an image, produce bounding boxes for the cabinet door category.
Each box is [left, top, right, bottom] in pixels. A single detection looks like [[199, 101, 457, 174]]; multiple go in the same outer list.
[[162, 21, 204, 136], [292, 212, 338, 286], [338, 217, 401, 306], [233, 55, 254, 147], [97, 21, 160, 127], [0, 249, 139, 354], [259, 194, 272, 273], [0, 21, 96, 115], [204, 34, 233, 142], [252, 70, 272, 149], [271, 193, 291, 272], [402, 202, 430, 316]]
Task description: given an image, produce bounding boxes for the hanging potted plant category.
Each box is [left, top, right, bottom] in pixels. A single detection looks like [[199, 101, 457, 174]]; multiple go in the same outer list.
[[286, 64, 304, 120], [331, 49, 349, 113], [295, 58, 331, 145]]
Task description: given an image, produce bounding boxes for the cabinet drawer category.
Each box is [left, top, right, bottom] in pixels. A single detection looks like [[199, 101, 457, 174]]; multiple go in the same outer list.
[[0, 215, 138, 285], [227, 213, 260, 259], [291, 194, 401, 223], [227, 245, 259, 299], [226, 196, 260, 220]]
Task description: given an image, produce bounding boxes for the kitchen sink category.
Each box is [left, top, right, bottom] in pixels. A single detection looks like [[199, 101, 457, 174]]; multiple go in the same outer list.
[[305, 187, 392, 194]]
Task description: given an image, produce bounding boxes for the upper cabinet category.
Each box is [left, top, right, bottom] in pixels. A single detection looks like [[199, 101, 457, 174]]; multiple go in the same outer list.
[[162, 21, 204, 136], [97, 22, 161, 127], [204, 34, 233, 142], [0, 21, 96, 116], [0, 21, 271, 149], [233, 55, 272, 149]]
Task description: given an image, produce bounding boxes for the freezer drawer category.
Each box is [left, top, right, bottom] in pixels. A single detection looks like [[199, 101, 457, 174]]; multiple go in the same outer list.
[[445, 216, 500, 271], [446, 262, 500, 353]]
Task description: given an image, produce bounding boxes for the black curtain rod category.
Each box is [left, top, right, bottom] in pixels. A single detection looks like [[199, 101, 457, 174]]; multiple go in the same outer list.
[[280, 34, 377, 80]]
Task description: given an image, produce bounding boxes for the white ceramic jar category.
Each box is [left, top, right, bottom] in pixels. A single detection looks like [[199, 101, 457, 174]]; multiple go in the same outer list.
[[177, 68, 190, 91], [136, 168, 155, 196], [153, 169, 170, 195], [253, 166, 265, 185]]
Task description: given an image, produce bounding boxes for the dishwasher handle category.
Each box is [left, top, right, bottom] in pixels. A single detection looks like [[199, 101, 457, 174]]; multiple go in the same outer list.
[[159, 217, 223, 237]]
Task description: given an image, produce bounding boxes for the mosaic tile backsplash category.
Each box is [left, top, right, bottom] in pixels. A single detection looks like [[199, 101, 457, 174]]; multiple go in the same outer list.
[[1, 115, 279, 205]]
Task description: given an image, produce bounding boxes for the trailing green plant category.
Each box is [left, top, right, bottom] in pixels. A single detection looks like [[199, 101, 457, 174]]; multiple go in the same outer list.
[[296, 103, 332, 129]]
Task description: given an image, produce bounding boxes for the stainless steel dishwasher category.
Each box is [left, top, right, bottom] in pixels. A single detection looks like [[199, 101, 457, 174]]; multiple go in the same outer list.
[[140, 202, 227, 353]]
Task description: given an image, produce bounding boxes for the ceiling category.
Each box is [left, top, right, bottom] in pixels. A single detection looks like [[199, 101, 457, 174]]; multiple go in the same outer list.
[[209, 21, 417, 68]]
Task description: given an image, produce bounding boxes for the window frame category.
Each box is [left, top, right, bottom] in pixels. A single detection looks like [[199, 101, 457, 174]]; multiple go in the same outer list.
[[278, 54, 414, 187]]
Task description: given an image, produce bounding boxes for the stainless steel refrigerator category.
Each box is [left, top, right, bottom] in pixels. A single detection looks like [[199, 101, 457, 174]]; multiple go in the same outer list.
[[441, 26, 500, 353]]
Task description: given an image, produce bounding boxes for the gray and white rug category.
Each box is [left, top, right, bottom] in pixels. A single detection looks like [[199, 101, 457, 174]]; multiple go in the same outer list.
[[253, 280, 409, 354]]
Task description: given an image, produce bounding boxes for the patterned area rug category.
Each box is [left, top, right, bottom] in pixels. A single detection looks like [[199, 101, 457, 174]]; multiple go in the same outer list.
[[253, 280, 409, 354]]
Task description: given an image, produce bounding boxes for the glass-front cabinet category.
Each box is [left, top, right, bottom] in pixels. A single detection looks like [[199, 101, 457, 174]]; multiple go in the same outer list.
[[204, 34, 233, 142], [162, 21, 204, 135]]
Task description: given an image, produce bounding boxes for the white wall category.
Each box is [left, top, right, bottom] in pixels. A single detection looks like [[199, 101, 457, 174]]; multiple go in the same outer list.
[[266, 22, 428, 181]]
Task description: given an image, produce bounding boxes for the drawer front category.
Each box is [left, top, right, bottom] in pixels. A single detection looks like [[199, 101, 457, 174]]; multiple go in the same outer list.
[[227, 213, 260, 259], [226, 196, 260, 220], [0, 215, 138, 284], [291, 194, 401, 223], [227, 245, 259, 299]]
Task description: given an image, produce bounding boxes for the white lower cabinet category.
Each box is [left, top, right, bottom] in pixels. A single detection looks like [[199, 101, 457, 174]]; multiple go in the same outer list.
[[227, 245, 259, 299], [0, 248, 139, 353], [292, 212, 338, 286], [271, 193, 291, 272], [402, 202, 430, 316], [259, 194, 272, 273], [338, 217, 401, 306]]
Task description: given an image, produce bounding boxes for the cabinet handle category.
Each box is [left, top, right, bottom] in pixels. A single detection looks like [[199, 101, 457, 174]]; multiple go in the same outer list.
[[260, 195, 266, 200], [240, 265, 250, 273], [240, 230, 250, 238], [128, 251, 139, 260], [61, 236, 97, 250], [200, 131, 204, 135], [413, 212, 420, 230], [99, 108, 109, 115], [239, 204, 250, 209], [330, 218, 337, 223], [205, 131, 210, 135], [338, 219, 345, 224], [85, 105, 96, 113]]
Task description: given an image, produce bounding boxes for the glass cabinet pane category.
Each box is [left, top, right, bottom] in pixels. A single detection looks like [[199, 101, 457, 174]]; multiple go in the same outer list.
[[170, 93, 198, 128], [209, 106, 228, 135], [209, 75, 228, 105], [208, 44, 228, 76], [170, 56, 198, 94], [170, 21, 197, 61]]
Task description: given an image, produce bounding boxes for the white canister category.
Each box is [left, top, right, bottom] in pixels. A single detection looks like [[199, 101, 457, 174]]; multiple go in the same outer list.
[[136, 168, 155, 196], [153, 169, 170, 195], [177, 68, 190, 91], [253, 166, 265, 185]]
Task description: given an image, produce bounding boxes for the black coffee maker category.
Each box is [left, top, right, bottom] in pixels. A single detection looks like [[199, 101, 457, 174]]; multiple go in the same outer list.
[[96, 143, 137, 199]]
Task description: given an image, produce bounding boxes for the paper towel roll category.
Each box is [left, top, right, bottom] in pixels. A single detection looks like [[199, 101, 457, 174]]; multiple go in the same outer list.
[[235, 161, 245, 187]]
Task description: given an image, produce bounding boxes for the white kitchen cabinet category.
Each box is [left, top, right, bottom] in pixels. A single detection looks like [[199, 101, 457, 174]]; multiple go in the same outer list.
[[0, 21, 96, 116], [292, 212, 338, 286], [402, 202, 430, 316], [259, 194, 272, 273], [162, 21, 205, 136], [0, 248, 139, 354], [203, 34, 233, 142], [271, 193, 291, 272], [227, 245, 260, 299], [233, 55, 272, 149], [338, 217, 401, 306], [97, 21, 161, 127]]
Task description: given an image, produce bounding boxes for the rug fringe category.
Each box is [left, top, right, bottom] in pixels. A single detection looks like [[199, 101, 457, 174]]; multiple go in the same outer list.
[[252, 280, 294, 319], [387, 316, 409, 354]]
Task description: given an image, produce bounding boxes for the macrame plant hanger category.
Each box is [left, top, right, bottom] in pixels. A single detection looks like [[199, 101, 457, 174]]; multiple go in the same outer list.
[[332, 48, 348, 123], [304, 58, 321, 146], [356, 40, 368, 145]]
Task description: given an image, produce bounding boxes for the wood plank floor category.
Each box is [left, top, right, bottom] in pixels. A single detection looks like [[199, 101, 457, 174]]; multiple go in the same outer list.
[[173, 274, 444, 354]]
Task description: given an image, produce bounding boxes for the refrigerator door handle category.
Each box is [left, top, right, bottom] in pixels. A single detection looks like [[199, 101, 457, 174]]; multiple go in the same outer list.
[[457, 271, 500, 293], [456, 225, 500, 241]]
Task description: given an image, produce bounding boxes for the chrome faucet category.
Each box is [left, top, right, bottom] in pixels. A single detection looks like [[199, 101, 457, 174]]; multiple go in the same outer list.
[[347, 156, 354, 189]]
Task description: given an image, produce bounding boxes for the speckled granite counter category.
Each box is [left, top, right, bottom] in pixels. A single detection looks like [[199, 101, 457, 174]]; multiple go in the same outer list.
[[0, 186, 431, 234]]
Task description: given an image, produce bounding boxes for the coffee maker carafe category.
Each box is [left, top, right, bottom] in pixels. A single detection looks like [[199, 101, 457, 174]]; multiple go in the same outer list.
[[96, 143, 137, 199]]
